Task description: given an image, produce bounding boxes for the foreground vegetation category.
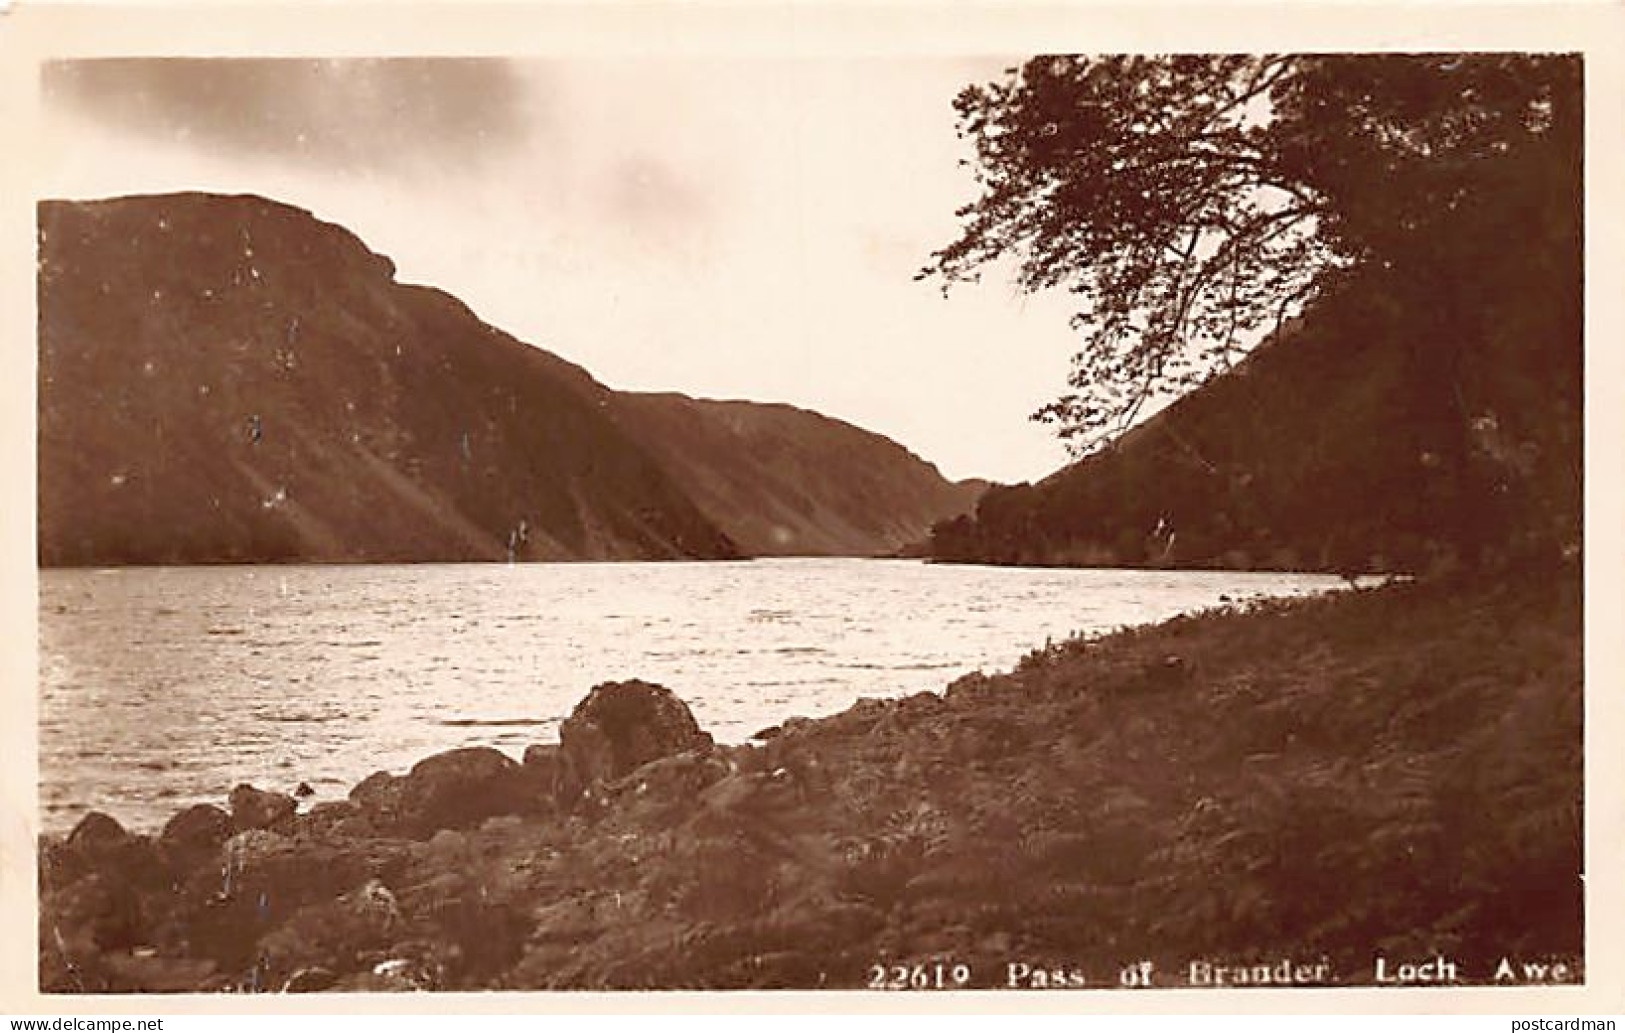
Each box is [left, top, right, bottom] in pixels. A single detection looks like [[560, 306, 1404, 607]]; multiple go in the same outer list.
[[41, 562, 1581, 991]]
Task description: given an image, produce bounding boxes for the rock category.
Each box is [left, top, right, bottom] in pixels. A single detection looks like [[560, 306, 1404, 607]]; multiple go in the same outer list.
[[349, 770, 408, 826], [519, 743, 575, 807], [409, 747, 516, 790], [391, 868, 531, 985], [817, 696, 895, 739], [38, 935, 106, 994], [219, 828, 291, 889], [309, 799, 360, 821], [349, 878, 403, 929], [217, 830, 407, 903], [228, 784, 296, 833], [559, 680, 713, 787], [67, 811, 130, 855], [297, 800, 370, 837], [618, 749, 732, 795], [44, 872, 146, 952], [607, 750, 732, 824], [521, 743, 558, 769], [398, 747, 527, 837], [693, 767, 807, 834], [752, 716, 813, 742], [419, 829, 470, 865], [161, 804, 233, 858], [256, 878, 402, 988], [39, 835, 90, 893], [59, 812, 166, 889], [898, 691, 946, 715], [177, 830, 408, 976], [353, 749, 529, 838], [294, 782, 316, 799]]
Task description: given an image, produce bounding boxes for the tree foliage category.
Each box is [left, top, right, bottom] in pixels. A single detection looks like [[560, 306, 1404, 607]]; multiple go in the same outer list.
[[923, 54, 1582, 455]]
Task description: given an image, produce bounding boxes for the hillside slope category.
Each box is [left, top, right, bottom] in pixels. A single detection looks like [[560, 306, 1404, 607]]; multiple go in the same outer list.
[[609, 393, 985, 557], [930, 267, 1582, 573], [439, 342, 987, 558], [38, 192, 980, 566], [38, 193, 747, 566]]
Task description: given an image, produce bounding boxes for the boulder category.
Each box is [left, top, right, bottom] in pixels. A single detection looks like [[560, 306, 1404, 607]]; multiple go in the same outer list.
[[44, 871, 146, 952], [402, 747, 527, 835], [416, 828, 471, 866], [39, 834, 90, 893], [297, 799, 371, 838], [59, 811, 166, 889], [67, 811, 130, 855], [228, 784, 296, 833], [944, 671, 997, 703], [256, 878, 402, 987], [897, 690, 947, 716], [765, 716, 814, 741], [519, 743, 579, 810], [816, 696, 895, 739], [559, 680, 713, 787], [607, 749, 732, 824], [349, 770, 408, 827], [408, 745, 514, 787], [161, 804, 233, 859], [176, 829, 408, 975], [353, 748, 528, 838], [389, 868, 531, 986], [39, 867, 159, 992], [219, 828, 292, 889]]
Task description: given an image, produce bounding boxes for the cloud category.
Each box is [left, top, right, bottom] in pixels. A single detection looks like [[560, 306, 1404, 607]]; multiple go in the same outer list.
[[43, 57, 540, 176], [602, 154, 708, 223]]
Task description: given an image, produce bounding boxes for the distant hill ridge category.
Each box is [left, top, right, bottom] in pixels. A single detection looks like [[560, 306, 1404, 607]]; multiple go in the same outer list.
[[610, 392, 986, 557], [37, 192, 981, 566]]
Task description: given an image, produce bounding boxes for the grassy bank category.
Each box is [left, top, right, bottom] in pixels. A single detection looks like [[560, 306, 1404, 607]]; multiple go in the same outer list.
[[41, 563, 1582, 991]]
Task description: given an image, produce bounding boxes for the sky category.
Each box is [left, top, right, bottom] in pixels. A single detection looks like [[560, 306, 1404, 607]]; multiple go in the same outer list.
[[39, 57, 1086, 484]]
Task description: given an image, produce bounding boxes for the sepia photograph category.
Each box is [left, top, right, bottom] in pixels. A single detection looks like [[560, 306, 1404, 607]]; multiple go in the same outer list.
[[7, 2, 1618, 1010]]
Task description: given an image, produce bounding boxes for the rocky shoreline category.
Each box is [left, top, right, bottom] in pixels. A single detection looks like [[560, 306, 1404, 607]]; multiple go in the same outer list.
[[40, 567, 1583, 992]]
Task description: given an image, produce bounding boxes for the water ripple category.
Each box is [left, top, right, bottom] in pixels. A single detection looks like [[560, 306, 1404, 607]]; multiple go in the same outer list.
[[39, 558, 1347, 832]]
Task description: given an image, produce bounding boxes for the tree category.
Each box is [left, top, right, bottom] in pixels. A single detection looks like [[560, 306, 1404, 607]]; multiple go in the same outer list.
[[921, 54, 1582, 461]]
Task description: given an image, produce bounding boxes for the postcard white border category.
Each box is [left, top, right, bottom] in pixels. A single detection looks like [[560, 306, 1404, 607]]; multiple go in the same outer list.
[[2, 0, 1620, 1015]]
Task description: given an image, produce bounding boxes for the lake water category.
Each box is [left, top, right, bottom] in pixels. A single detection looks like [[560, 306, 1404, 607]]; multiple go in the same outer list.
[[39, 558, 1349, 833]]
